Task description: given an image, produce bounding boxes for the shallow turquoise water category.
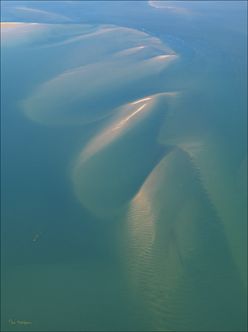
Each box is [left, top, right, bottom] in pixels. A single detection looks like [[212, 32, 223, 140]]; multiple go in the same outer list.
[[1, 1, 247, 331]]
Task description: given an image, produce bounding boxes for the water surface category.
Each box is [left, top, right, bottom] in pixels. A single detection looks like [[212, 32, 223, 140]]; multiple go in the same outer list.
[[1, 1, 247, 331]]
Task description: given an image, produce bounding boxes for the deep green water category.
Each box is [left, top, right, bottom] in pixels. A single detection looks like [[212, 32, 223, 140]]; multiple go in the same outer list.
[[1, 1, 247, 331]]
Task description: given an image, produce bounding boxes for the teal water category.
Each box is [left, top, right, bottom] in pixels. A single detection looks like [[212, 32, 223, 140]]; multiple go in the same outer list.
[[1, 1, 247, 331]]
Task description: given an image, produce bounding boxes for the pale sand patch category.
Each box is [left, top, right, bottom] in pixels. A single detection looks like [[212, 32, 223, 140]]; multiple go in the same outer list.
[[149, 54, 178, 62], [1, 22, 20, 28], [74, 92, 178, 167], [148, 1, 193, 15], [0, 22, 40, 30], [17, 22, 178, 126], [0, 22, 37, 28], [1, 22, 48, 47], [74, 100, 154, 167]]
